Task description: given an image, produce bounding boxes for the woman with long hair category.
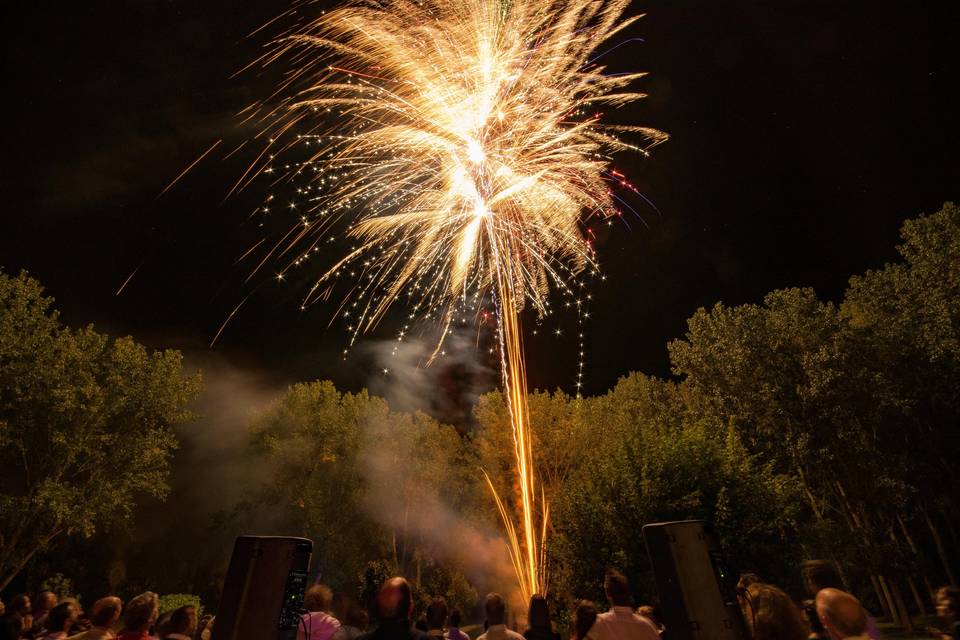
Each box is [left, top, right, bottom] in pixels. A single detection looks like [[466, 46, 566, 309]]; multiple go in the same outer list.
[[740, 583, 809, 640], [524, 595, 560, 640], [571, 601, 597, 640]]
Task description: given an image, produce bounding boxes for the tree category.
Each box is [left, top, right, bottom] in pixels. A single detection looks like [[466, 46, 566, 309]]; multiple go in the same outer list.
[[666, 289, 893, 521], [0, 271, 201, 591], [667, 288, 856, 476], [472, 388, 592, 520], [842, 202, 960, 491], [471, 376, 799, 604], [663, 202, 960, 614], [545, 373, 800, 603], [247, 380, 482, 605], [845, 202, 960, 363], [842, 202, 960, 589], [665, 288, 908, 600]]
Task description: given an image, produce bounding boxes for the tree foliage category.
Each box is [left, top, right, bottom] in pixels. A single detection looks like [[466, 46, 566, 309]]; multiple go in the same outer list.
[[478, 376, 802, 604], [239, 205, 958, 612], [159, 593, 203, 616], [246, 381, 482, 614], [0, 271, 201, 591], [666, 203, 960, 606], [843, 202, 960, 500], [5, 204, 958, 615]]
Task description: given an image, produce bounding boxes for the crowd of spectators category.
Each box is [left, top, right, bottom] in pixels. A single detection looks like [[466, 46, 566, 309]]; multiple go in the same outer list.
[[1, 561, 956, 640], [0, 591, 208, 640]]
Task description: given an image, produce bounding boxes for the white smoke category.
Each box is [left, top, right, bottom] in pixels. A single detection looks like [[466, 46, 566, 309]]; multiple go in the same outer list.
[[357, 331, 523, 603]]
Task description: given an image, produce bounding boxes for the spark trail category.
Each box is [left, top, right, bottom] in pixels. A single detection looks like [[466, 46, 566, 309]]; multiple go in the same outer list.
[[243, 0, 665, 600]]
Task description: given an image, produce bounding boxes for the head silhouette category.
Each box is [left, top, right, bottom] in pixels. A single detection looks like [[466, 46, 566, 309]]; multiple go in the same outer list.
[[604, 570, 633, 608], [802, 561, 843, 598], [573, 601, 597, 640], [426, 597, 448, 631], [124, 592, 159, 633], [377, 577, 414, 625], [528, 595, 551, 631], [816, 588, 867, 640], [485, 593, 506, 626]]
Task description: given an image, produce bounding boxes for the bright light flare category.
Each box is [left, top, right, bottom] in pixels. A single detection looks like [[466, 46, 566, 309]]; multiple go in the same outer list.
[[244, 0, 665, 600]]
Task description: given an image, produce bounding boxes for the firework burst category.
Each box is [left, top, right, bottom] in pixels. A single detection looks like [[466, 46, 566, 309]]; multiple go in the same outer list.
[[240, 0, 665, 600]]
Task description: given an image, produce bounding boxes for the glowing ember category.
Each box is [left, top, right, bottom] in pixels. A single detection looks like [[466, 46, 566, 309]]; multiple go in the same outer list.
[[242, 0, 665, 599]]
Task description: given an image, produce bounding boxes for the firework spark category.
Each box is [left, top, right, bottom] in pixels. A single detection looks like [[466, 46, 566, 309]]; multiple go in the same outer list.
[[243, 0, 664, 600]]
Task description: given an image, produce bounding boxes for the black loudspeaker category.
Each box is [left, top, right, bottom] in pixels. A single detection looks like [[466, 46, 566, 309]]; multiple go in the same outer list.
[[642, 521, 746, 640], [212, 536, 313, 640]]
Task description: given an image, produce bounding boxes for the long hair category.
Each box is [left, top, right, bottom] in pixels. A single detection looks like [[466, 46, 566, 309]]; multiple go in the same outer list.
[[743, 583, 809, 640], [528, 595, 551, 631], [572, 601, 597, 640], [304, 585, 334, 613]]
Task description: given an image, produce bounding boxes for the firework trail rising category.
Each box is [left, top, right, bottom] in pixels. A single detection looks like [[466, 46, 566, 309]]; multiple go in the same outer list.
[[241, 0, 665, 599]]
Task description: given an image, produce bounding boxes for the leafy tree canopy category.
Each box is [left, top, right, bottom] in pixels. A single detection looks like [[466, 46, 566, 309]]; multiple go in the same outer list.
[[0, 271, 201, 591]]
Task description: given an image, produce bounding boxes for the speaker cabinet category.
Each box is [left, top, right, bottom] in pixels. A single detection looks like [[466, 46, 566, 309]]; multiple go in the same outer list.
[[212, 536, 313, 640], [642, 521, 746, 640]]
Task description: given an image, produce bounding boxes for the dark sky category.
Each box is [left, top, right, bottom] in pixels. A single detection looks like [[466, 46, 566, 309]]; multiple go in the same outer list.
[[2, 1, 957, 406]]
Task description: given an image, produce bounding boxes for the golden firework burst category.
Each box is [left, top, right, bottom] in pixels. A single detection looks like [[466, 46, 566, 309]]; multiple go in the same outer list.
[[242, 0, 665, 600]]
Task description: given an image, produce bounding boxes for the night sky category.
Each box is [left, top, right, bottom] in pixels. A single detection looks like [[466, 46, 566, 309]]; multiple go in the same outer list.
[[2, 1, 957, 408]]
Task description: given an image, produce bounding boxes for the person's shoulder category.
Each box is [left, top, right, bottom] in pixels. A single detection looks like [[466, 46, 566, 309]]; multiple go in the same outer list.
[[629, 614, 657, 628], [323, 612, 343, 628], [506, 629, 525, 640], [628, 616, 659, 639], [590, 610, 613, 630]]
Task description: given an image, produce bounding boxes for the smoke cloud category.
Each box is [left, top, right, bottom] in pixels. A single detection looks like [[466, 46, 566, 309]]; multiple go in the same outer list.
[[358, 331, 523, 604], [362, 328, 498, 430], [159, 337, 521, 610], [173, 351, 287, 511]]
